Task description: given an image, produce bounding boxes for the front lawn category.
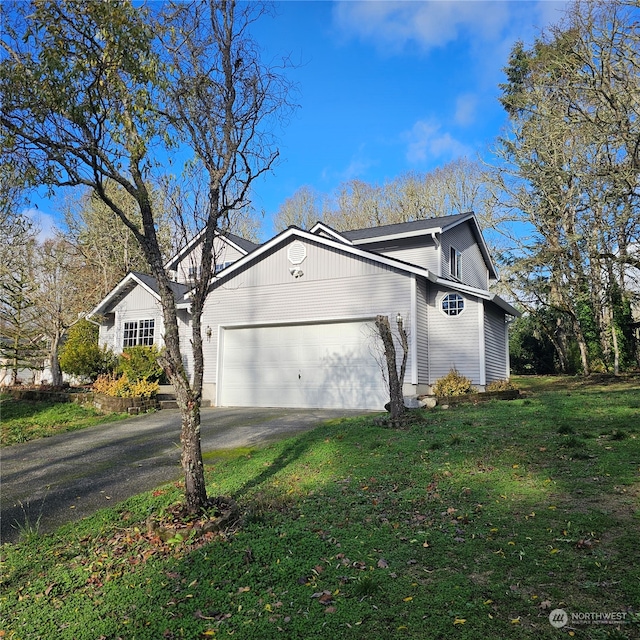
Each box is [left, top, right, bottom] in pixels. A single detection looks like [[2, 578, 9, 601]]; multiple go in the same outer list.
[[1, 376, 639, 639], [0, 394, 128, 446]]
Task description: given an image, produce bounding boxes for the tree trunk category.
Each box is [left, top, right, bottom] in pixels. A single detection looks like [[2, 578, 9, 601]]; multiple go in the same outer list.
[[49, 332, 63, 386], [375, 314, 406, 422], [177, 390, 208, 512]]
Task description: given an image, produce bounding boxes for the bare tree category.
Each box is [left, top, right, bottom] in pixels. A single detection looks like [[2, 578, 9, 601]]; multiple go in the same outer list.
[[375, 314, 408, 424], [494, 0, 640, 374], [0, 0, 292, 513], [273, 184, 324, 231]]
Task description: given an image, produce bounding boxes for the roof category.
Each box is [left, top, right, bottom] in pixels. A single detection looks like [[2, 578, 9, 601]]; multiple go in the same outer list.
[[340, 212, 474, 242], [89, 271, 190, 316], [164, 228, 259, 271], [312, 212, 497, 281], [209, 225, 519, 316]]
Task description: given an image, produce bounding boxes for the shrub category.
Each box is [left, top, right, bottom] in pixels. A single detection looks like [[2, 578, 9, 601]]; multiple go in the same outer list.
[[93, 373, 159, 398], [59, 319, 116, 381], [117, 346, 164, 382], [486, 379, 518, 392], [432, 369, 477, 397]]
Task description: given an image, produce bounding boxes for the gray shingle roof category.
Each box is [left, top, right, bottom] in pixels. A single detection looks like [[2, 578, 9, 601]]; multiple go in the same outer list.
[[225, 232, 260, 253], [341, 212, 473, 241], [130, 271, 190, 305]]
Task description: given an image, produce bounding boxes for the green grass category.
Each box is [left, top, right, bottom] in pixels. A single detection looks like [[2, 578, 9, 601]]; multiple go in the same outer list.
[[1, 376, 639, 639], [0, 395, 128, 445]]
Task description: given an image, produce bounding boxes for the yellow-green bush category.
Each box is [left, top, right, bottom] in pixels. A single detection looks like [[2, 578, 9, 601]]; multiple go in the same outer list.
[[486, 379, 518, 392], [93, 373, 159, 398], [432, 369, 477, 397]]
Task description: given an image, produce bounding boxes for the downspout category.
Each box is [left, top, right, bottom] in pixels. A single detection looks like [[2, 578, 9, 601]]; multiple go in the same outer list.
[[410, 274, 418, 385], [430, 231, 441, 277], [478, 300, 486, 388]]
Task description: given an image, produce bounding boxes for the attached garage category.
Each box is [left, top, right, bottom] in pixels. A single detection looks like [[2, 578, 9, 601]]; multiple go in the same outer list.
[[218, 320, 388, 410]]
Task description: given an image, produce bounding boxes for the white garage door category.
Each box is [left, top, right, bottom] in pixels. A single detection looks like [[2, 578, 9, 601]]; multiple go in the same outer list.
[[219, 321, 388, 410]]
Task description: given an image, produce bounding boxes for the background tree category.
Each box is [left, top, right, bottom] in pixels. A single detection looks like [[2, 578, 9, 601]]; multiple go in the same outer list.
[[32, 238, 88, 386], [273, 159, 503, 249], [1, 0, 291, 513], [0, 238, 42, 384], [272, 184, 325, 231], [494, 0, 640, 374], [62, 181, 174, 303]]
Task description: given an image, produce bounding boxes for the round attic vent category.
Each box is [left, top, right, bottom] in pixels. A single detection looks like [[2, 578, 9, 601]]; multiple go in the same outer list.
[[287, 240, 306, 265]]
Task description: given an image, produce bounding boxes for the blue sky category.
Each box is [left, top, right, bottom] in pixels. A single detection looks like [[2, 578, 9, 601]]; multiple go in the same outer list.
[[27, 0, 569, 241]]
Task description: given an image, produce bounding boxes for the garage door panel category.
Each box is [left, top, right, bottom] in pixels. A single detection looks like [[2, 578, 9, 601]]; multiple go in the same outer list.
[[219, 321, 387, 409]]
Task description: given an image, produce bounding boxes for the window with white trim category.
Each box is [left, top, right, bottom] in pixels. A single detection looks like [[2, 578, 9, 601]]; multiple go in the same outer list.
[[123, 319, 155, 348], [441, 293, 465, 316], [450, 247, 462, 280], [214, 261, 234, 274]]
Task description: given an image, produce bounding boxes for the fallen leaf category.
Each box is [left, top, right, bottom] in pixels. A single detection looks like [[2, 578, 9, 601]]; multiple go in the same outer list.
[[403, 596, 413, 602], [453, 618, 466, 625], [377, 558, 389, 568], [539, 600, 552, 610], [194, 610, 217, 621], [44, 584, 55, 596], [237, 586, 250, 593], [325, 606, 336, 614]]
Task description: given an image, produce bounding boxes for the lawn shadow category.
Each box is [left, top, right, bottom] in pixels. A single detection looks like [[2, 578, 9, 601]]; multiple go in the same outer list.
[[234, 430, 318, 498]]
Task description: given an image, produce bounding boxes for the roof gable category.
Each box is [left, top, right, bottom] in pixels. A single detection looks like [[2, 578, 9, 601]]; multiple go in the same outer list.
[[90, 271, 189, 316], [164, 228, 259, 272], [340, 212, 474, 243]]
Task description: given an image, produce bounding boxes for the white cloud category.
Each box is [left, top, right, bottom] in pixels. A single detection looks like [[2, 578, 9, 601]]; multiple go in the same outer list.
[[21, 207, 58, 242], [454, 93, 478, 127], [332, 1, 571, 77], [404, 119, 471, 164], [332, 0, 512, 53]]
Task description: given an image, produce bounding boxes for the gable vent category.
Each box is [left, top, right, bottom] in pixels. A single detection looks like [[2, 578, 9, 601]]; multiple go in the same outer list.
[[287, 241, 306, 265]]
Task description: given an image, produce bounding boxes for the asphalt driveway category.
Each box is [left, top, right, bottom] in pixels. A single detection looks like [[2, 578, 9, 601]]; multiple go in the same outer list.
[[1, 406, 361, 544]]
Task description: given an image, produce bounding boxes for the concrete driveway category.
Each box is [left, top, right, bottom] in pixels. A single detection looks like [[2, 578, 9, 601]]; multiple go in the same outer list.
[[1, 406, 361, 544]]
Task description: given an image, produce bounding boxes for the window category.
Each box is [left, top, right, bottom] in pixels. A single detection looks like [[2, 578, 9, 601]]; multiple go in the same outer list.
[[123, 319, 155, 348], [442, 293, 465, 316], [214, 261, 234, 274], [450, 247, 462, 280]]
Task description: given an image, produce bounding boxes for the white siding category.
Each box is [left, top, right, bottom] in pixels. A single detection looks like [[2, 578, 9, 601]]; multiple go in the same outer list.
[[107, 286, 164, 355], [202, 238, 413, 387], [427, 287, 482, 384], [175, 237, 246, 284], [416, 278, 429, 384], [441, 222, 488, 289], [376, 246, 440, 273], [484, 302, 508, 382]]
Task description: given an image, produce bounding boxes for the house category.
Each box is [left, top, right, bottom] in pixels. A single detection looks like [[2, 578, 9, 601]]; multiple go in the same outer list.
[[90, 213, 519, 410]]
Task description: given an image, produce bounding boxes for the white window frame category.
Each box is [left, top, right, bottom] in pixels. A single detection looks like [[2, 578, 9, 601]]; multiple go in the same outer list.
[[123, 319, 155, 348], [450, 246, 462, 280], [441, 293, 465, 317], [214, 261, 234, 274]]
